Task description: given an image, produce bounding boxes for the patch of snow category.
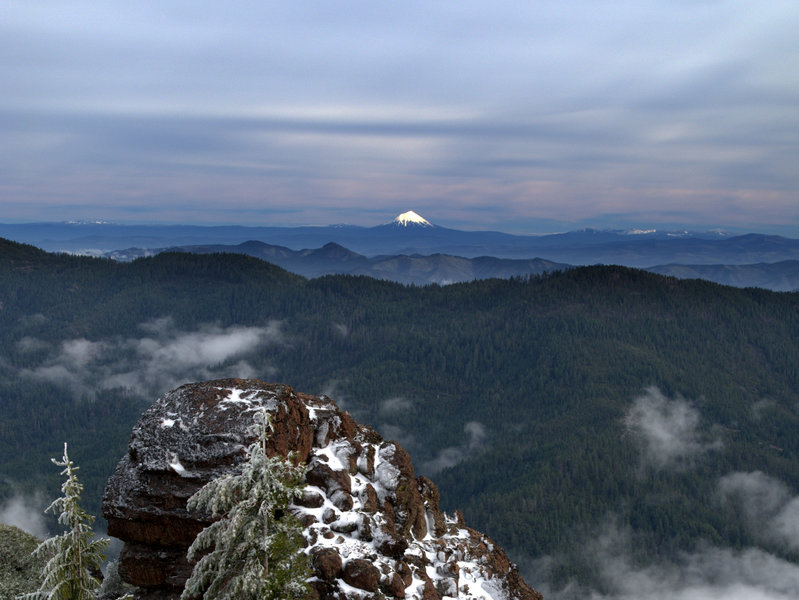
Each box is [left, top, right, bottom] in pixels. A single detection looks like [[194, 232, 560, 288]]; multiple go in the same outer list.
[[369, 515, 394, 544], [332, 442, 355, 470], [290, 394, 523, 599], [394, 210, 432, 227], [169, 454, 189, 477], [424, 511, 436, 540], [315, 419, 331, 447], [221, 388, 253, 405], [330, 512, 360, 531], [336, 577, 372, 599], [350, 473, 368, 495], [373, 444, 400, 501], [316, 443, 348, 472], [470, 576, 508, 600], [403, 574, 427, 598], [214, 387, 279, 415], [161, 418, 175, 428], [356, 453, 371, 475]]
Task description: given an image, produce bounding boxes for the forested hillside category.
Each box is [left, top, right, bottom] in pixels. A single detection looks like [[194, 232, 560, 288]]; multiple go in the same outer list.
[[2, 237, 799, 594]]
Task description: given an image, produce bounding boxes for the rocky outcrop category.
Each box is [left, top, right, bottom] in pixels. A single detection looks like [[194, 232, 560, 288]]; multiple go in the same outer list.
[[102, 378, 542, 600]]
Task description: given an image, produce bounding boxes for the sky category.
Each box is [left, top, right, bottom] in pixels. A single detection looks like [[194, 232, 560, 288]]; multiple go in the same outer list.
[[2, 1, 798, 235]]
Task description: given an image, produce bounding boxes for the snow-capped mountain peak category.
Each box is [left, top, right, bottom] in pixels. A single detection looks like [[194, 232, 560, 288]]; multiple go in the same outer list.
[[393, 210, 432, 227]]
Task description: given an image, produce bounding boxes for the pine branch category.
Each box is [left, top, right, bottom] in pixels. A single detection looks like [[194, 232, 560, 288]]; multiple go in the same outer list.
[[181, 407, 310, 600]]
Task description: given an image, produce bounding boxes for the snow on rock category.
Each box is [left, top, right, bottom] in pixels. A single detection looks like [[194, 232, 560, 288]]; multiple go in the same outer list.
[[102, 378, 541, 600], [167, 454, 193, 479]]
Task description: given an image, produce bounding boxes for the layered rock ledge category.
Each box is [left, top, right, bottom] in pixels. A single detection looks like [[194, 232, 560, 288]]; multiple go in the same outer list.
[[102, 378, 542, 600]]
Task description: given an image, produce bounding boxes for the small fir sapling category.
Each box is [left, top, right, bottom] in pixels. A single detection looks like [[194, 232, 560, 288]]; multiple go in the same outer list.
[[20, 444, 119, 600], [181, 407, 311, 600]]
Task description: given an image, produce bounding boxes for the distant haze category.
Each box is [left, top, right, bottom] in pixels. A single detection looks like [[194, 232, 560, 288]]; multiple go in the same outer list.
[[2, 2, 799, 235]]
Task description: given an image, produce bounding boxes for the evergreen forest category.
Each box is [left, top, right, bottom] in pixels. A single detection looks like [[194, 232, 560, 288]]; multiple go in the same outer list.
[[2, 237, 799, 594]]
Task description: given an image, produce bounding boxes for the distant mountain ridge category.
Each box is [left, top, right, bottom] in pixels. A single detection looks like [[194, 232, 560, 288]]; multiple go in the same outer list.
[[100, 238, 799, 291], [648, 260, 799, 292], [106, 241, 569, 286], [4, 213, 799, 289], [0, 214, 752, 260]]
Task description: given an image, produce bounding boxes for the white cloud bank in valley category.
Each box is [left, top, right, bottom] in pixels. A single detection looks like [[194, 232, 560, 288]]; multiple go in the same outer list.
[[717, 471, 799, 553], [375, 395, 486, 475], [531, 520, 799, 600], [624, 387, 721, 470], [588, 532, 799, 600], [528, 389, 799, 600], [421, 421, 487, 475], [0, 494, 48, 539], [18, 318, 282, 399]]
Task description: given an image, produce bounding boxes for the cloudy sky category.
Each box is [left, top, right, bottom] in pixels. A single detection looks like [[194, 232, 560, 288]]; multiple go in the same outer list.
[[3, 1, 798, 234]]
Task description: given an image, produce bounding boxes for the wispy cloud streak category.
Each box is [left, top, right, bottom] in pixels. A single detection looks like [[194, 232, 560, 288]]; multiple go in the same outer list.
[[717, 471, 799, 552], [624, 387, 721, 470], [0, 493, 48, 538], [529, 520, 799, 600], [20, 318, 282, 399]]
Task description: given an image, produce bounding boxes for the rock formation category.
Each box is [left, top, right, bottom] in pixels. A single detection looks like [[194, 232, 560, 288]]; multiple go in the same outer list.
[[102, 378, 542, 600]]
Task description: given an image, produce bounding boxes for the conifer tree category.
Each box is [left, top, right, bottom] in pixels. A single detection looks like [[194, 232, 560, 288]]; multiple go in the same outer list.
[[181, 408, 310, 600], [21, 444, 109, 600]]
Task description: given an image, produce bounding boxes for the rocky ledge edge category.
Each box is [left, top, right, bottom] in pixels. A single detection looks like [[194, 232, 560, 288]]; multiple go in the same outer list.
[[102, 378, 542, 600]]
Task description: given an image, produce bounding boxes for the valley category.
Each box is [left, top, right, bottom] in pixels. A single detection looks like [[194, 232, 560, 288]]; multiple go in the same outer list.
[[2, 237, 799, 598]]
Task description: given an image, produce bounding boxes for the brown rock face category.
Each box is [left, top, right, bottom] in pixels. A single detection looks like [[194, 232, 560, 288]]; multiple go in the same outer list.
[[312, 547, 343, 582], [102, 379, 542, 600], [342, 558, 381, 592]]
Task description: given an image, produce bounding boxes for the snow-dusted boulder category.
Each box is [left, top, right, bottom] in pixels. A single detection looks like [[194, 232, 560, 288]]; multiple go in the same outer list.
[[102, 378, 542, 600]]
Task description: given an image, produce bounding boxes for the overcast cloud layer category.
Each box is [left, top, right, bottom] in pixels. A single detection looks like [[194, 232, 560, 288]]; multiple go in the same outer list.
[[2, 2, 798, 234]]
